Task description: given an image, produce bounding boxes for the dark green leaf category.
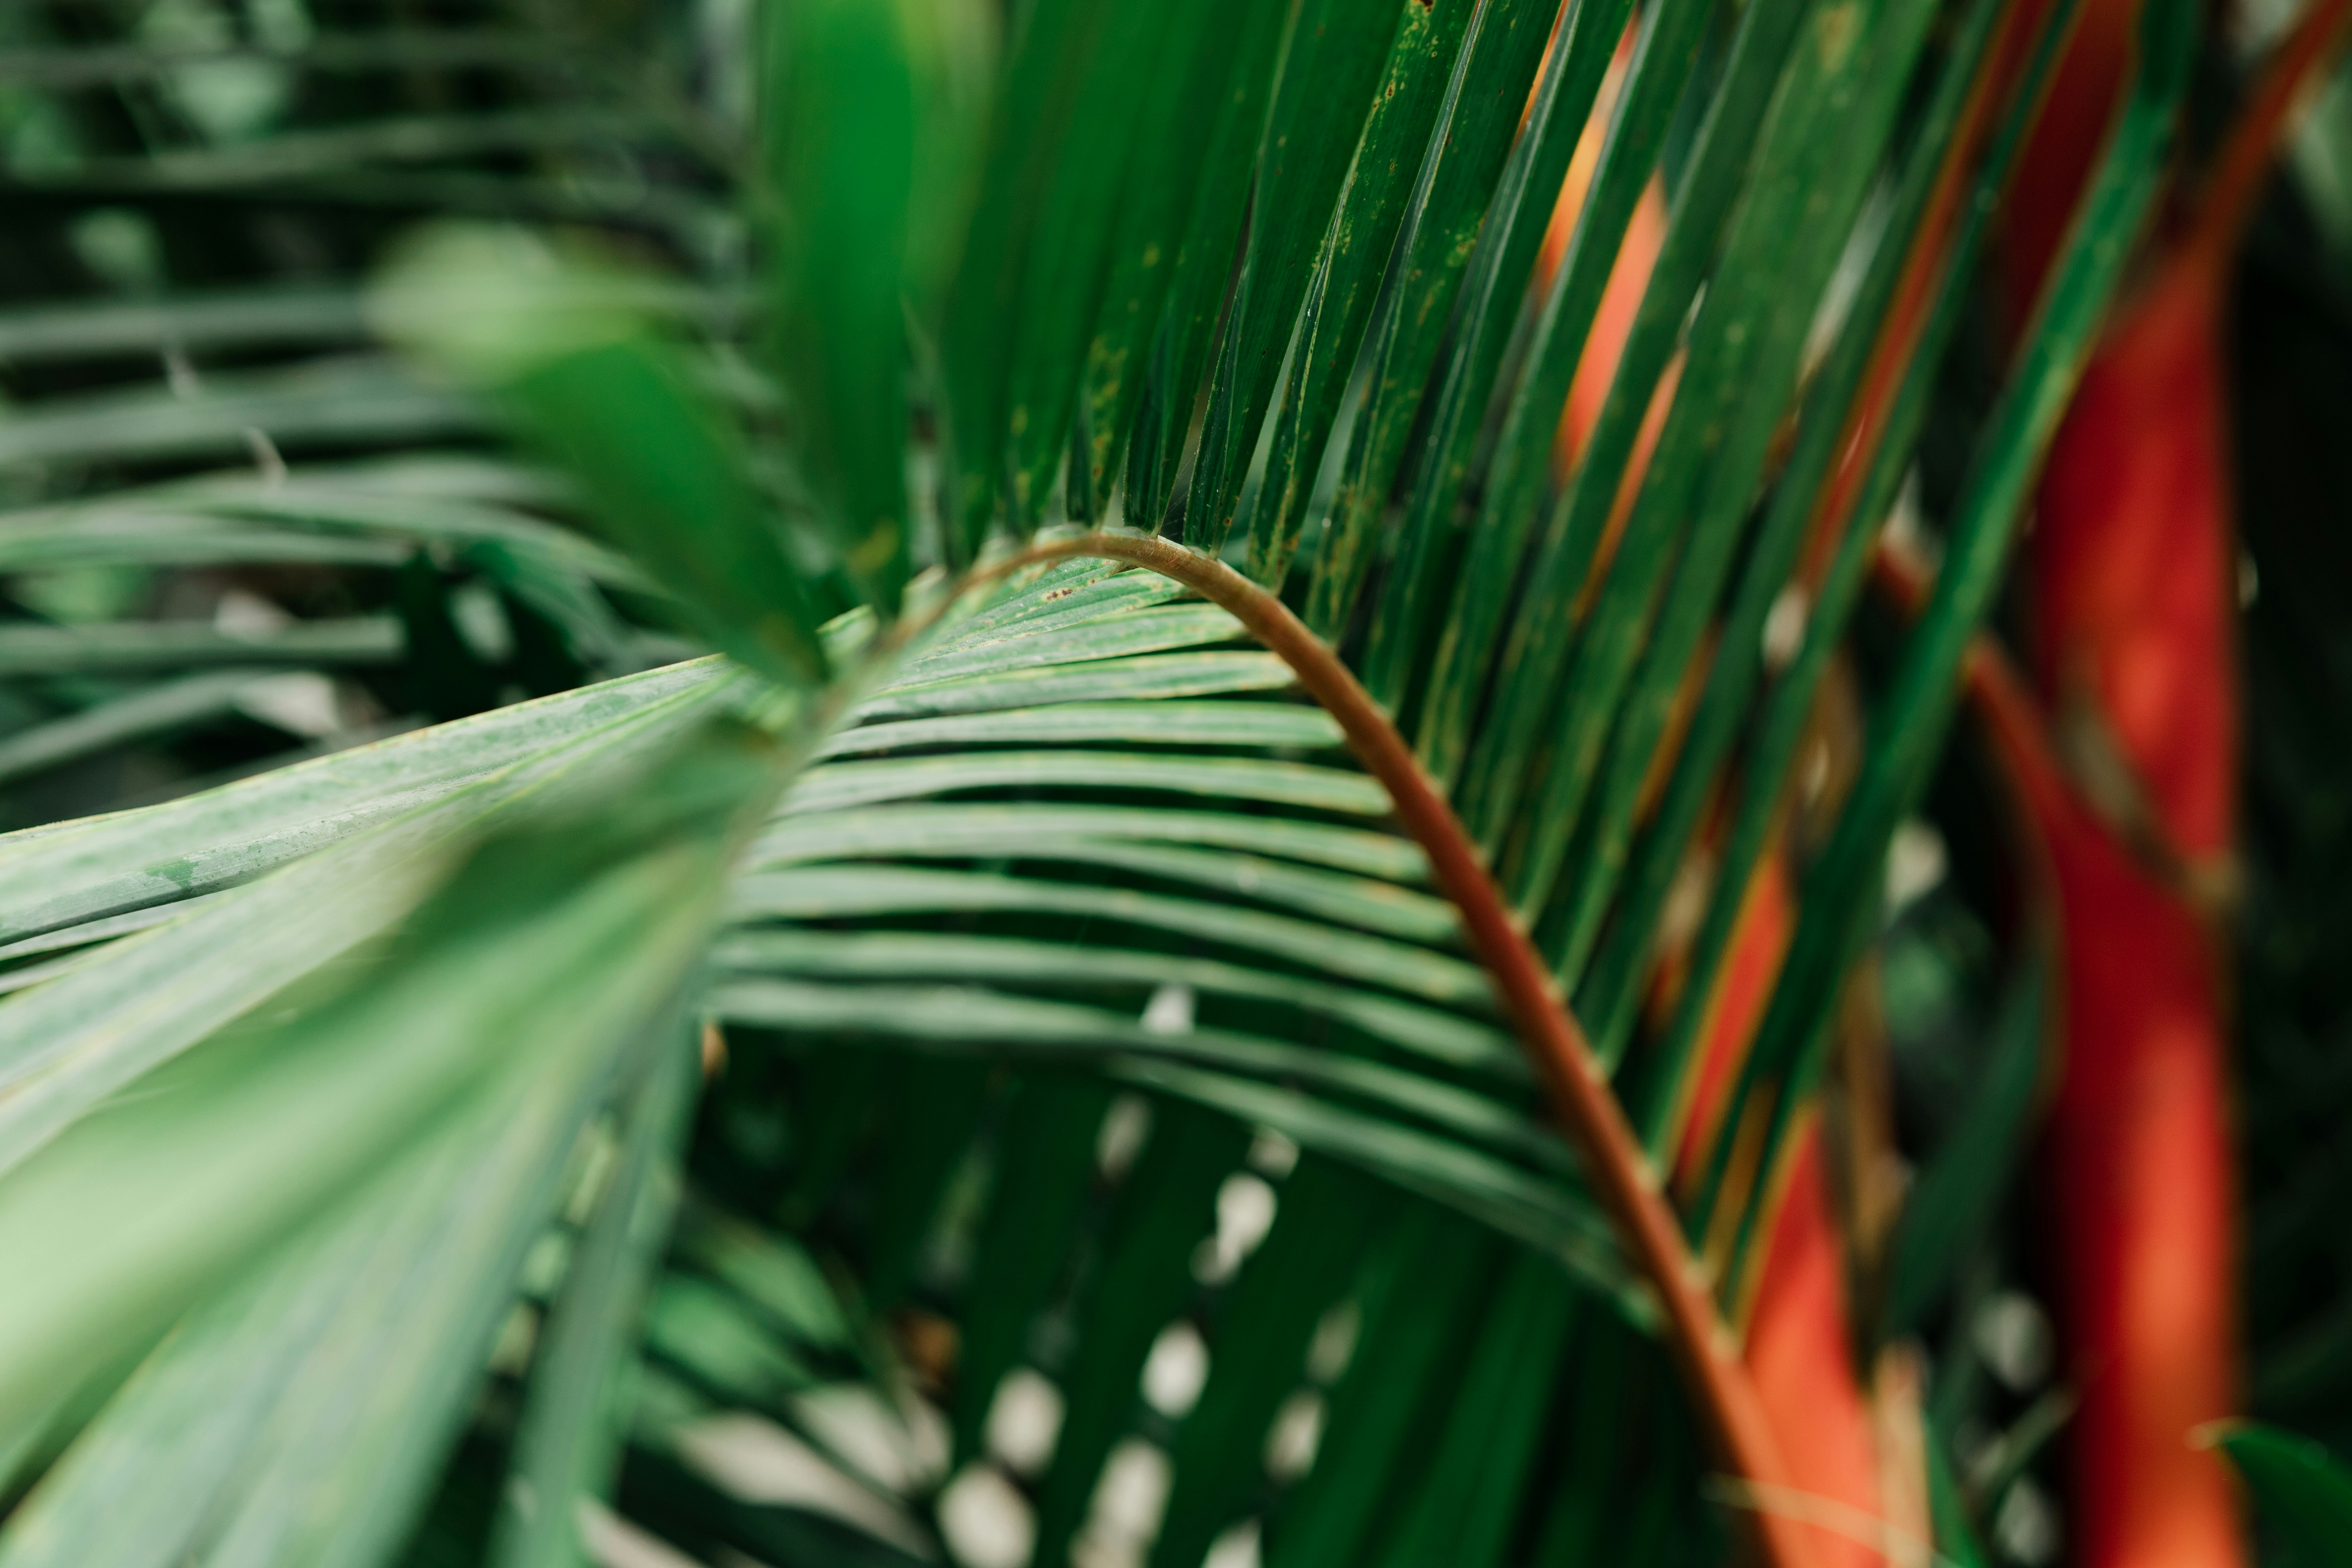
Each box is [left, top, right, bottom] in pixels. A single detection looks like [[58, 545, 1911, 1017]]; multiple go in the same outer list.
[[1187, 0, 1417, 553], [2206, 1422, 2352, 1560], [764, 0, 923, 610]]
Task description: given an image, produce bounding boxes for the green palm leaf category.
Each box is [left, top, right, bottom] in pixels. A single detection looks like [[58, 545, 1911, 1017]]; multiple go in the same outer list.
[[0, 0, 2235, 1562]]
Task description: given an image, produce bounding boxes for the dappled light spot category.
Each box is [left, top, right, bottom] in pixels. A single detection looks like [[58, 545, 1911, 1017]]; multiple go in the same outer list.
[[1141, 981, 1196, 1035], [790, 1381, 949, 1494], [1305, 1300, 1360, 1386], [1883, 818, 1948, 913], [1974, 1291, 2055, 1393], [1204, 1519, 1262, 1568], [1095, 1093, 1152, 1182], [579, 1499, 711, 1568], [1074, 1439, 1173, 1568], [938, 1462, 1036, 1568], [1264, 1390, 1325, 1483], [1246, 1127, 1299, 1177], [1142, 1320, 1210, 1419], [1194, 1172, 1278, 1284], [1994, 1475, 2064, 1566], [986, 1367, 1065, 1478], [672, 1411, 931, 1556]]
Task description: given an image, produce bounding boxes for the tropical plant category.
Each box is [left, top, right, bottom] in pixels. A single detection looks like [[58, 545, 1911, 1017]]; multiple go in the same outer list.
[[2, 1, 2350, 1567]]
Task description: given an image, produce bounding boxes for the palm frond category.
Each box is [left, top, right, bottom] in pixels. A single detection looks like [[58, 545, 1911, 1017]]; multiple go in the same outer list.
[[0, 0, 2263, 1561]]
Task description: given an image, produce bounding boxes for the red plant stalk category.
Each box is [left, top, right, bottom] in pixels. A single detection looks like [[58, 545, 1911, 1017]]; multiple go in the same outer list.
[[1879, 516, 2246, 1567], [1982, 3, 2352, 1561], [1747, 1132, 1895, 1566], [1669, 847, 1895, 1568], [2025, 223, 2243, 1568]]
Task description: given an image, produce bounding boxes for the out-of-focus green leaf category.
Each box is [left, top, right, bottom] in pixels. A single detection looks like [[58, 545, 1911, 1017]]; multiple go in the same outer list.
[[1263, 1205, 1501, 1568], [0, 721, 773, 1427], [0, 617, 400, 676], [948, 1072, 1108, 1462], [0, 726, 777, 1568], [488, 1019, 704, 1568], [1150, 1156, 1388, 1568], [0, 669, 289, 788], [1029, 1103, 1250, 1568], [2208, 1423, 2352, 1559], [0, 358, 479, 469], [1881, 945, 2049, 1337], [1525, 1311, 1638, 1565], [372, 228, 831, 687], [1371, 1253, 1578, 1568], [1926, 1425, 1990, 1568], [644, 1275, 820, 1406], [0, 658, 734, 942], [0, 664, 743, 1180], [861, 1060, 992, 1309], [676, 1203, 853, 1352], [0, 1049, 594, 1568]]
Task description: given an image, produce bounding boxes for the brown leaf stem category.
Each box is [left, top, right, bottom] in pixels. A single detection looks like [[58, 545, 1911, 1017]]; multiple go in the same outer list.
[[943, 530, 1817, 1568]]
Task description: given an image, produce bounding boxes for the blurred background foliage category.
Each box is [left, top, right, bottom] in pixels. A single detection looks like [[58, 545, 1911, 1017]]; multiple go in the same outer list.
[[1, 2, 2351, 1568]]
